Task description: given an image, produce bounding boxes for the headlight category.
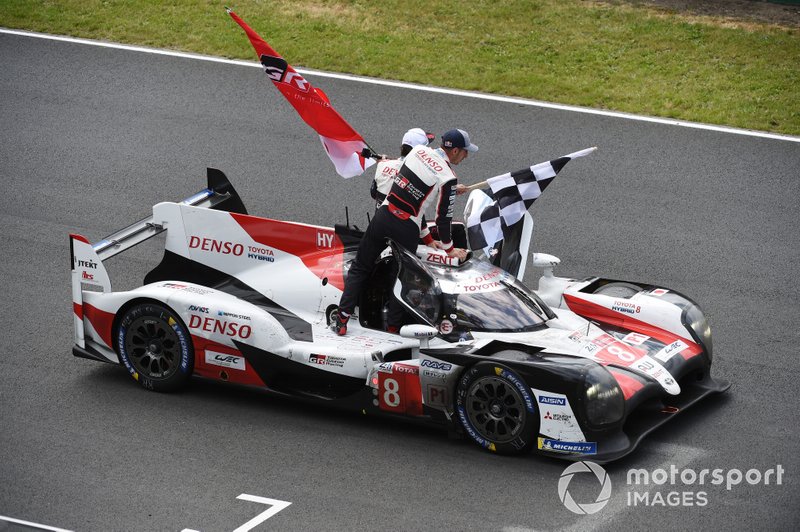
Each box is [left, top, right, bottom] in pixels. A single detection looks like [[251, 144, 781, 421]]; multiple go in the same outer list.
[[683, 304, 713, 361], [584, 365, 624, 426]]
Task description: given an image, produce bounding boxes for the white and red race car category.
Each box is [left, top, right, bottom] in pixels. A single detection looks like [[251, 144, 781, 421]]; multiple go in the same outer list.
[[70, 169, 728, 461]]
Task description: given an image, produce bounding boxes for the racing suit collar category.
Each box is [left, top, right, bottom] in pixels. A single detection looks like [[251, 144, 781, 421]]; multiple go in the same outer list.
[[434, 148, 451, 167]]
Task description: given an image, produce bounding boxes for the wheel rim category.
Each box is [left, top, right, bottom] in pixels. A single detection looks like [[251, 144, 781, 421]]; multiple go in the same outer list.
[[124, 315, 181, 379], [465, 376, 526, 444]]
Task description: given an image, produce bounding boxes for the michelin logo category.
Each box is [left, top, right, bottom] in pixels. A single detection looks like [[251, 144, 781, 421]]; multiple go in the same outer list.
[[538, 438, 597, 455]]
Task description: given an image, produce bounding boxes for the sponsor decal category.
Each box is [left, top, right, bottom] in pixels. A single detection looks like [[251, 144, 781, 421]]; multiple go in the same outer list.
[[217, 310, 251, 321], [544, 411, 572, 422], [309, 353, 346, 367], [184, 286, 215, 295], [77, 259, 97, 269], [463, 281, 502, 293], [568, 330, 587, 342], [189, 305, 209, 314], [426, 253, 458, 266], [539, 395, 567, 406], [533, 387, 585, 442], [438, 320, 454, 335], [81, 271, 94, 280], [538, 438, 597, 455], [377, 362, 394, 373], [189, 236, 244, 256], [415, 149, 444, 172], [205, 350, 246, 371], [654, 339, 689, 362], [622, 332, 650, 346], [246, 245, 275, 263], [496, 367, 535, 413], [163, 282, 188, 289], [421, 359, 452, 371], [612, 300, 641, 314], [188, 315, 252, 339], [394, 364, 419, 375], [422, 369, 448, 381], [458, 406, 496, 451], [393, 175, 425, 200]]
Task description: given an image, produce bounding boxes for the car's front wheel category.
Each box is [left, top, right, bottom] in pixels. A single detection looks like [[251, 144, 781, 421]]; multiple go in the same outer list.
[[455, 361, 538, 455], [117, 302, 193, 392]]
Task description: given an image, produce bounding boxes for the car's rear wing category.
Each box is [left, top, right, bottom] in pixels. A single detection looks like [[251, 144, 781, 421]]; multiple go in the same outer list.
[[69, 168, 246, 348]]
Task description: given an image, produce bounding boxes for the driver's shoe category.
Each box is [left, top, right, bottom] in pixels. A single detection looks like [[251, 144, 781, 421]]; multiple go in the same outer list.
[[332, 311, 349, 336]]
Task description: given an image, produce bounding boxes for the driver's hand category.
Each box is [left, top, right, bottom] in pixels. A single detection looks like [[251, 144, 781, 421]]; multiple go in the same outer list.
[[429, 240, 445, 250], [447, 247, 468, 260], [455, 184, 468, 196]]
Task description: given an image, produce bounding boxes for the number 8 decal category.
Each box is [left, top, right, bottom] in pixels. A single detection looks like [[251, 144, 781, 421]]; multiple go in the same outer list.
[[608, 343, 636, 362], [383, 378, 400, 407]]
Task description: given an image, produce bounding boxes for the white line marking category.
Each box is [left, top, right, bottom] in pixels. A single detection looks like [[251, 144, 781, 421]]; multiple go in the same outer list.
[[232, 494, 292, 532], [2, 27, 799, 143], [0, 515, 74, 532]]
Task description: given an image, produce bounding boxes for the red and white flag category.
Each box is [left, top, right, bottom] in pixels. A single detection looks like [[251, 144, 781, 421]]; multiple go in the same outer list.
[[229, 9, 375, 178]]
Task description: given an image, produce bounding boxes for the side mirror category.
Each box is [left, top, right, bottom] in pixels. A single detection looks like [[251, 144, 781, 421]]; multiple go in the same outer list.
[[532, 253, 561, 277], [399, 324, 439, 349]]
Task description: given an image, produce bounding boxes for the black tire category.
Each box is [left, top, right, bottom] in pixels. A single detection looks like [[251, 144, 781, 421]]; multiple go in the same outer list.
[[592, 281, 642, 298], [117, 302, 193, 392], [455, 361, 538, 455]]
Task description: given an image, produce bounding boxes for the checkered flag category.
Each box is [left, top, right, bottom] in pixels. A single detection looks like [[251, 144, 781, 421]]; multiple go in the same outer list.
[[466, 147, 596, 250]]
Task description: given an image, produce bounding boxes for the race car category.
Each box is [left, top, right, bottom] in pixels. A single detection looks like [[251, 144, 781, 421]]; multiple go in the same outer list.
[[69, 168, 728, 462]]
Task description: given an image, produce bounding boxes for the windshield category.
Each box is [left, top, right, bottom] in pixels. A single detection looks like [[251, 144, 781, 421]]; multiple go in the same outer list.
[[429, 260, 550, 333], [454, 278, 547, 332]]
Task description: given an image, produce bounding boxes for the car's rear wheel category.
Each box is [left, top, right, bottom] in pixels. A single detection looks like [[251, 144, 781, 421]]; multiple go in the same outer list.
[[455, 361, 538, 455], [117, 302, 193, 392], [592, 281, 642, 298]]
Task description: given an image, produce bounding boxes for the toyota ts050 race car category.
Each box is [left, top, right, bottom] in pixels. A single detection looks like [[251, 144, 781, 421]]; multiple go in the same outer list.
[[69, 169, 728, 462]]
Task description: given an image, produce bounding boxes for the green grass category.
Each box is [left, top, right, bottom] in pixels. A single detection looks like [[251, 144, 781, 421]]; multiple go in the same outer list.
[[2, 0, 798, 135]]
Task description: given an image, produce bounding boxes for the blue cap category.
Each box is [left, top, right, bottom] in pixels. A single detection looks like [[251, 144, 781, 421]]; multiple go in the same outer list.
[[441, 129, 478, 152]]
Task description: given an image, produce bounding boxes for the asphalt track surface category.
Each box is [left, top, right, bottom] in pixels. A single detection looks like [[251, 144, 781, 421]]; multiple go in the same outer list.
[[1, 32, 799, 532]]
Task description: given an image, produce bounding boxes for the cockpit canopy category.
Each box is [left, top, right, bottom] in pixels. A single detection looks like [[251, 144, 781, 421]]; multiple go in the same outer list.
[[392, 243, 553, 339]]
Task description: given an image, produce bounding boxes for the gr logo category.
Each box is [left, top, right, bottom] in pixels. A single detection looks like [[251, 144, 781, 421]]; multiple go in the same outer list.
[[260, 55, 310, 92], [558, 461, 612, 515]]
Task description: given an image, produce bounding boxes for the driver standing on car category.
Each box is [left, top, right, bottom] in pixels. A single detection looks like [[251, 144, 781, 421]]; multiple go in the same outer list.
[[370, 128, 436, 210], [333, 129, 477, 336]]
